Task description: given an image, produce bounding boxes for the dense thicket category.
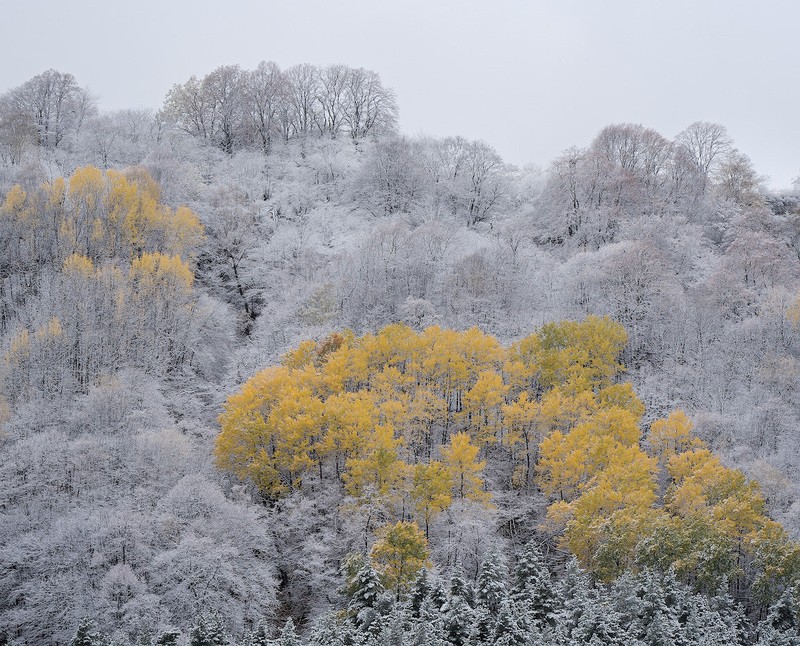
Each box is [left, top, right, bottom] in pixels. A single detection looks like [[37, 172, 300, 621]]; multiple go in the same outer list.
[[1, 66, 799, 645]]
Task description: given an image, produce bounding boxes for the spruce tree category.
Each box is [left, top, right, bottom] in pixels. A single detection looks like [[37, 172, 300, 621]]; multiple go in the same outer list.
[[492, 599, 526, 646], [555, 557, 591, 640], [636, 571, 683, 646], [443, 592, 474, 646], [684, 595, 735, 646], [469, 606, 496, 646], [154, 629, 181, 646], [512, 541, 556, 628], [449, 567, 475, 609], [410, 568, 433, 618], [571, 601, 627, 646], [307, 615, 355, 646], [709, 579, 750, 645], [348, 564, 384, 614], [71, 618, 107, 646], [188, 614, 228, 646], [244, 623, 270, 646], [476, 547, 508, 612], [274, 618, 301, 646], [767, 588, 799, 633]]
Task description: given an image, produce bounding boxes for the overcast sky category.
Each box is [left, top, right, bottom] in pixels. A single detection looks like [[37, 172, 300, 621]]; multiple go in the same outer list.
[[2, 0, 798, 188]]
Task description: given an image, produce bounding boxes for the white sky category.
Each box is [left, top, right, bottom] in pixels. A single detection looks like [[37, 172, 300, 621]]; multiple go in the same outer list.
[[2, 0, 798, 188]]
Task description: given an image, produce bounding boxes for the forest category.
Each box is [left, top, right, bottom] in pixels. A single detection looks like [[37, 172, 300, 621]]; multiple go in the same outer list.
[[1, 64, 800, 645]]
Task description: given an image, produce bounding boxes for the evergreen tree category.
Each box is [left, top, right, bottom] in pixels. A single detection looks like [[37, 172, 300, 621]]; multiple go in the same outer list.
[[684, 595, 735, 646], [636, 571, 683, 646], [407, 597, 447, 646], [449, 567, 475, 609], [188, 614, 228, 646], [756, 624, 800, 646], [476, 547, 508, 612], [243, 623, 269, 646], [410, 568, 433, 618], [492, 599, 526, 646], [71, 618, 107, 646], [307, 615, 356, 646], [709, 578, 749, 645], [379, 606, 409, 646], [347, 563, 384, 630], [767, 588, 799, 633], [555, 557, 591, 640], [609, 571, 644, 633], [512, 541, 556, 628], [469, 606, 496, 646], [757, 588, 800, 646], [370, 590, 398, 636], [154, 629, 181, 646], [570, 599, 628, 646], [442, 592, 473, 646], [429, 582, 448, 614], [274, 618, 301, 646]]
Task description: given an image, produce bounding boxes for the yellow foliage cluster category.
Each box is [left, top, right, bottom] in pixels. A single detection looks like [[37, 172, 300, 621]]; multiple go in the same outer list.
[[370, 520, 430, 596], [0, 166, 204, 264], [218, 317, 800, 599], [1, 168, 202, 397], [539, 381, 800, 594], [216, 317, 627, 529]]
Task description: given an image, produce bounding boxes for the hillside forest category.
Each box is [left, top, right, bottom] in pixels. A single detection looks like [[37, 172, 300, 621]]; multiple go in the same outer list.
[[2, 64, 800, 645]]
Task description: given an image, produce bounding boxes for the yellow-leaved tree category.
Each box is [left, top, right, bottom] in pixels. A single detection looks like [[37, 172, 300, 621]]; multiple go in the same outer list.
[[0, 169, 205, 399], [215, 319, 800, 606], [370, 521, 430, 599]]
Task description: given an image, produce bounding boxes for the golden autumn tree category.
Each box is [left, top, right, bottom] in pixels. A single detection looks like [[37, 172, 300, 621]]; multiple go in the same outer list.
[[410, 461, 452, 536], [214, 319, 800, 603], [0, 166, 203, 269], [343, 423, 408, 500], [370, 521, 430, 599], [440, 432, 488, 502], [501, 392, 540, 491], [0, 169, 206, 399]]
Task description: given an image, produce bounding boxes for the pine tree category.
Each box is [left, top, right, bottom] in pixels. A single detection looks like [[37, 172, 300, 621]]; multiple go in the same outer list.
[[154, 629, 181, 646], [188, 614, 228, 646], [410, 568, 433, 618], [71, 618, 107, 646], [443, 590, 474, 646], [274, 618, 301, 646], [512, 541, 556, 628], [450, 567, 475, 609], [476, 547, 508, 612]]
